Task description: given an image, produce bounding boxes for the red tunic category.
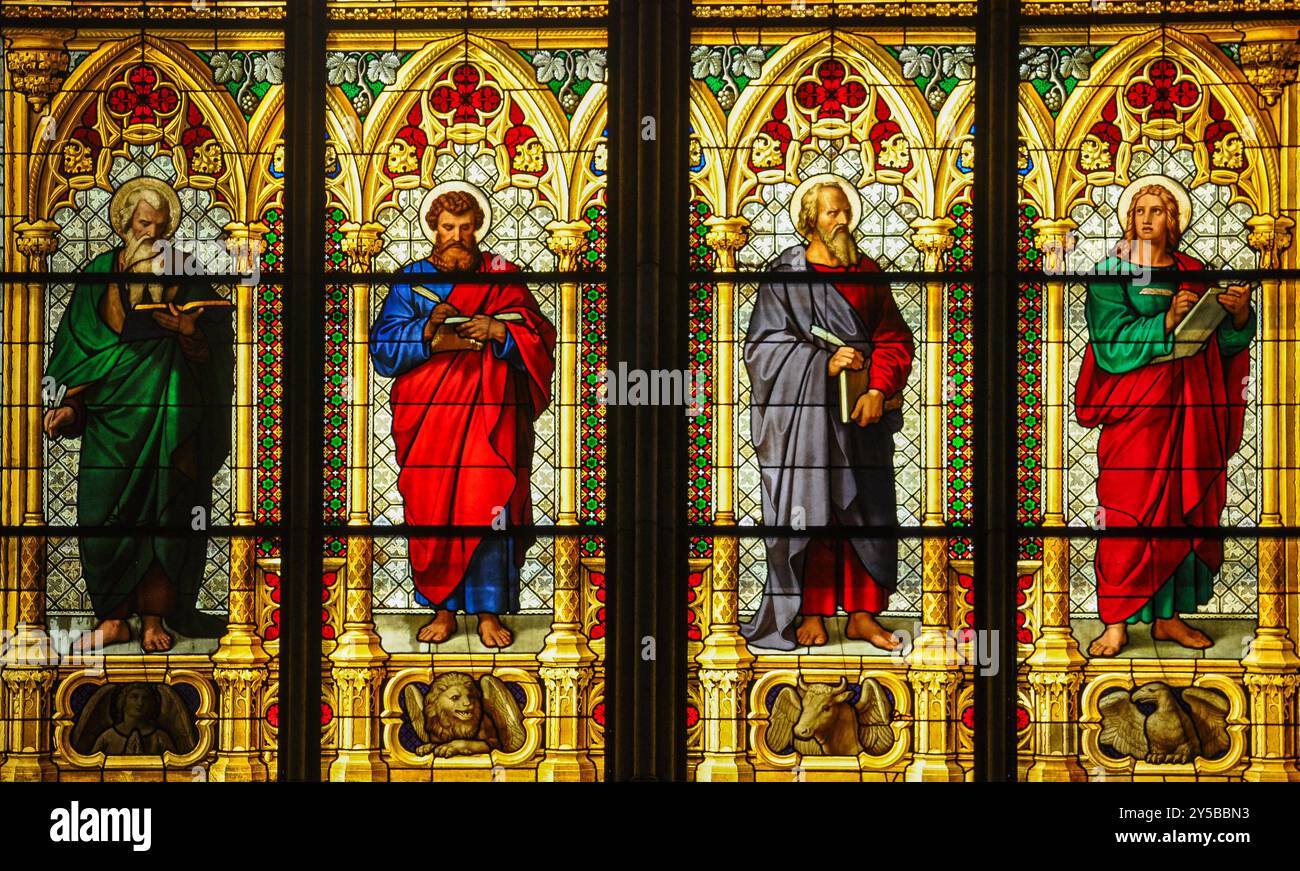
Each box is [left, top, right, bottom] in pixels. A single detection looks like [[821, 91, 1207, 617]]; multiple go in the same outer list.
[[389, 256, 556, 604], [801, 257, 915, 616], [1074, 252, 1250, 623]]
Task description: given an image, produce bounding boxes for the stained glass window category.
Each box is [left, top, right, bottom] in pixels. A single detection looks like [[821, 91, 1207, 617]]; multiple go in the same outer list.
[[1015, 19, 1300, 781], [2, 0, 1299, 794]]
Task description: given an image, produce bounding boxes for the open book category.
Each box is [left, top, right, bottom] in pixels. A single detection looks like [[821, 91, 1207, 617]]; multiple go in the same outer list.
[[429, 313, 525, 354], [811, 324, 904, 424], [1149, 289, 1227, 363], [133, 299, 233, 312]]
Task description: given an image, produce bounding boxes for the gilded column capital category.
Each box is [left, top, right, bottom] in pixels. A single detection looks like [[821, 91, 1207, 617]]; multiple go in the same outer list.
[[703, 215, 750, 264], [544, 220, 592, 272], [1246, 214, 1294, 269], [223, 221, 272, 272], [2, 30, 74, 114], [1031, 218, 1079, 274], [908, 217, 956, 271], [14, 219, 61, 267], [340, 221, 387, 271], [1240, 40, 1300, 107]]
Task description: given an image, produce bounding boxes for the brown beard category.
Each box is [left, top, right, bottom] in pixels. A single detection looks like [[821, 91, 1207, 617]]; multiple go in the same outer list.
[[430, 238, 481, 272], [818, 225, 858, 267], [425, 701, 483, 743]]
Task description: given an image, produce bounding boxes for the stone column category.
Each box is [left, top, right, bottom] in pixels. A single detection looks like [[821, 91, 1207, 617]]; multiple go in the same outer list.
[[1024, 218, 1087, 781], [0, 220, 61, 782], [537, 220, 598, 781], [905, 218, 963, 782], [695, 216, 755, 782], [210, 224, 272, 782], [1242, 214, 1299, 781], [326, 221, 390, 782]]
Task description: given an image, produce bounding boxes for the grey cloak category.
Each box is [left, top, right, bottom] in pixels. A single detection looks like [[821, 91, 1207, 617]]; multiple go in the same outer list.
[[740, 244, 907, 650]]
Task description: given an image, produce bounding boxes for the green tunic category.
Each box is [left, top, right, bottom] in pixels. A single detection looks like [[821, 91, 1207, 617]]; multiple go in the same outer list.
[[44, 249, 234, 626], [1083, 258, 1255, 624]]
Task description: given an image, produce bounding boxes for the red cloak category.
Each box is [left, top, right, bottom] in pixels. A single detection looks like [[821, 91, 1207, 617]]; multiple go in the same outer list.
[[389, 255, 556, 603], [1074, 252, 1250, 623]]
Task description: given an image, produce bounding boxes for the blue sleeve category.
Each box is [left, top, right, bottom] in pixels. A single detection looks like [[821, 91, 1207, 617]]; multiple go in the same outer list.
[[370, 281, 433, 378], [491, 328, 526, 371]]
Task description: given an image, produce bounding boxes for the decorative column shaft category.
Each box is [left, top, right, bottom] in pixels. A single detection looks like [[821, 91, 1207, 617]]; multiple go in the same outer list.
[[210, 225, 272, 782], [695, 216, 754, 782], [911, 218, 955, 527], [1243, 213, 1299, 781], [1025, 218, 1086, 781], [537, 220, 597, 781], [905, 218, 963, 782], [0, 219, 61, 781], [326, 222, 389, 782]]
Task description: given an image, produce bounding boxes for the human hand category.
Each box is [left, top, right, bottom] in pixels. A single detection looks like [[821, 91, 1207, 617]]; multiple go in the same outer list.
[[1218, 284, 1252, 330], [828, 345, 865, 377], [423, 302, 458, 342], [1164, 290, 1198, 333], [43, 405, 74, 438], [851, 389, 885, 427], [455, 314, 505, 344], [151, 303, 203, 336]]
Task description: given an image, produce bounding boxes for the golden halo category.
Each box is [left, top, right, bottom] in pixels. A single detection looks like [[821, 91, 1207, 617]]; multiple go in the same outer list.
[[419, 182, 493, 244], [788, 173, 862, 237], [109, 177, 183, 239], [1117, 174, 1192, 233]]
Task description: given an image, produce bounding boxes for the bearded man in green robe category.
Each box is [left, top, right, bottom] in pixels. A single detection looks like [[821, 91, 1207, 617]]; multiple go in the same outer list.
[[43, 177, 234, 653]]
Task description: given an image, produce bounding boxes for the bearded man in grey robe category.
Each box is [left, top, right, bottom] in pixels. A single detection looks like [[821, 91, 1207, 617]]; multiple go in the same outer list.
[[741, 178, 915, 651]]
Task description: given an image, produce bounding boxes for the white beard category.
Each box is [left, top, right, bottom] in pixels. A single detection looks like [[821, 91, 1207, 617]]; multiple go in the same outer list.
[[819, 226, 858, 267], [121, 234, 164, 306]]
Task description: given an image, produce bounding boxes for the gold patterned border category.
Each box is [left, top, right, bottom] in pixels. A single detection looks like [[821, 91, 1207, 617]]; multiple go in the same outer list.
[[52, 667, 218, 773], [326, 1, 606, 21], [1079, 669, 1249, 780], [379, 665, 545, 770], [746, 666, 915, 774], [692, 1, 978, 17], [1, 1, 285, 20]]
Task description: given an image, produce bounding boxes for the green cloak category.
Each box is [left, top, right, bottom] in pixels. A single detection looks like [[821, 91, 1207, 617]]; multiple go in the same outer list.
[[44, 248, 235, 631]]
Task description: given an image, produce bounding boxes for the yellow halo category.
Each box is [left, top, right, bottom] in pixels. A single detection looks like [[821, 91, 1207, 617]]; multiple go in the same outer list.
[[109, 177, 183, 240], [788, 173, 862, 237], [1117, 174, 1192, 233], [418, 182, 493, 243]]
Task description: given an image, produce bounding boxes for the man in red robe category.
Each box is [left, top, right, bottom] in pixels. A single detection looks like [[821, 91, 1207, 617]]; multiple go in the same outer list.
[[371, 188, 556, 648], [1075, 180, 1253, 656], [742, 179, 915, 651]]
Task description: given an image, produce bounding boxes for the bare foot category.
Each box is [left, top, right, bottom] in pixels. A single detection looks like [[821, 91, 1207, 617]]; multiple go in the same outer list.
[[417, 610, 458, 644], [477, 613, 513, 648], [71, 618, 130, 653], [795, 615, 828, 647], [141, 616, 174, 653], [845, 611, 902, 651], [1152, 616, 1213, 650], [1088, 623, 1128, 657]]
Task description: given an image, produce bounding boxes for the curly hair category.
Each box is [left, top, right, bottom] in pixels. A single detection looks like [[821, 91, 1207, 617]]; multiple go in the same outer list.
[[1122, 184, 1182, 250], [425, 190, 484, 234]]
